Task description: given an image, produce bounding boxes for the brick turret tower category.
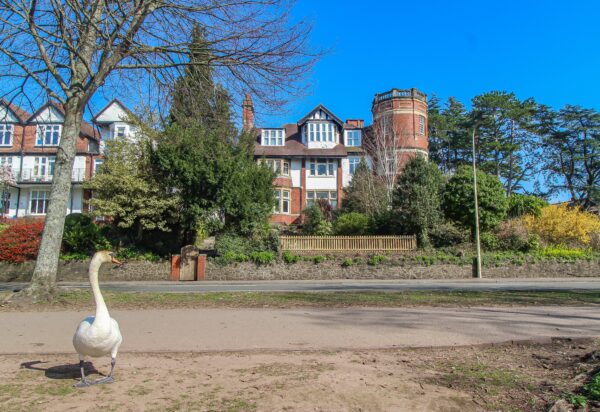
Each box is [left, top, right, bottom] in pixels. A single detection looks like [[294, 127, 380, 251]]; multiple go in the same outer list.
[[370, 88, 428, 171]]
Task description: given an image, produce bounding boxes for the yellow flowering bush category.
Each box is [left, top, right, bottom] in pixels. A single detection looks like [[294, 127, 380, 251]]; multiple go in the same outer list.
[[524, 204, 600, 246]]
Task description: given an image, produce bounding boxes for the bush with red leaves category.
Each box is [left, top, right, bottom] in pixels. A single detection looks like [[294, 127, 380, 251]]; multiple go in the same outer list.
[[0, 219, 45, 263]]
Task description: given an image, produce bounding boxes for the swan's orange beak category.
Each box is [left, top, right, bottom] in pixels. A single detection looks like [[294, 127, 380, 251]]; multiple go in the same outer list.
[[111, 256, 123, 265]]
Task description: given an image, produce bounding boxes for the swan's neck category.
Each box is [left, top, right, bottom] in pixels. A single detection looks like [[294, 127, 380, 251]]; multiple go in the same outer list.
[[89, 257, 110, 325]]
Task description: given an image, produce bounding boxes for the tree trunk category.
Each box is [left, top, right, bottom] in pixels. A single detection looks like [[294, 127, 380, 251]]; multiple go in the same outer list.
[[28, 98, 83, 295]]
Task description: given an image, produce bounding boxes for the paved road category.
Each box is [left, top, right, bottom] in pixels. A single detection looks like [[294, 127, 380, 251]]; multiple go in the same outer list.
[[1, 306, 598, 355], [3, 278, 600, 293]]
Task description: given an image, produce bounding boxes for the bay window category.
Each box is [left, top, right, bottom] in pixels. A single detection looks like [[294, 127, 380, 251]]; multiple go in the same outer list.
[[306, 122, 336, 143], [306, 190, 337, 209], [308, 158, 336, 177], [274, 188, 290, 214], [36, 124, 61, 146], [0, 124, 13, 146], [30, 190, 49, 214]]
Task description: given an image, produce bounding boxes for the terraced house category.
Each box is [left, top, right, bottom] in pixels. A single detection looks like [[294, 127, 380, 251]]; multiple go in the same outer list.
[[0, 99, 136, 218], [246, 87, 429, 225]]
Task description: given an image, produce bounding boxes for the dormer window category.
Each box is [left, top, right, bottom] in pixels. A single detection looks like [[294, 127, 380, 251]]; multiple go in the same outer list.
[[307, 122, 336, 143], [345, 130, 361, 147], [0, 124, 13, 146], [36, 124, 61, 146], [261, 129, 285, 146]]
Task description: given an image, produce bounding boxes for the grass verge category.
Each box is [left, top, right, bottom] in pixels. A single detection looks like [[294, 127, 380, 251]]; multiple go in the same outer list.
[[2, 289, 600, 311]]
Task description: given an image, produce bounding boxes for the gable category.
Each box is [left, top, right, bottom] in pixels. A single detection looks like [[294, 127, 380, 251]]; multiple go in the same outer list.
[[94, 100, 131, 124], [30, 105, 64, 123], [298, 104, 343, 127]]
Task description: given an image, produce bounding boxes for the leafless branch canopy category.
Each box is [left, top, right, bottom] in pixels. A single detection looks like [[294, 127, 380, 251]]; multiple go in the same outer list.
[[0, 0, 317, 110]]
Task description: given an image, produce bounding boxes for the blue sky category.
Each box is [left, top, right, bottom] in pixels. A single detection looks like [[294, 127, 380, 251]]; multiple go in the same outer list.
[[258, 0, 600, 127]]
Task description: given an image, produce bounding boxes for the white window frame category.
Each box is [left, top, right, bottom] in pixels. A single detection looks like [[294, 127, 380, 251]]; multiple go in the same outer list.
[[308, 158, 337, 177], [274, 188, 290, 214], [418, 115, 426, 135], [29, 190, 50, 215], [306, 122, 336, 143], [261, 129, 285, 146], [306, 190, 338, 209], [33, 156, 55, 179], [345, 130, 361, 147], [348, 157, 361, 175], [0, 123, 13, 146], [0, 156, 12, 167], [263, 158, 289, 176], [93, 159, 104, 175], [36, 124, 61, 146]]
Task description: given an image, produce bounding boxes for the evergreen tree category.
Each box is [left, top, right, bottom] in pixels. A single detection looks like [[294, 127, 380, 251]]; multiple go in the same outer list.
[[391, 156, 445, 247], [443, 166, 509, 234], [151, 123, 274, 241], [470, 91, 539, 195], [538, 105, 600, 209], [169, 25, 235, 136]]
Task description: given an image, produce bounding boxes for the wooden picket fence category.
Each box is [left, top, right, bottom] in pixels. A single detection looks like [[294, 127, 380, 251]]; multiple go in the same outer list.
[[280, 235, 417, 252]]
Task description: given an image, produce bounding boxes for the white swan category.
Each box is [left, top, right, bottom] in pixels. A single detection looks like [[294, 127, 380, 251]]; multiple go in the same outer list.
[[72, 251, 123, 387]]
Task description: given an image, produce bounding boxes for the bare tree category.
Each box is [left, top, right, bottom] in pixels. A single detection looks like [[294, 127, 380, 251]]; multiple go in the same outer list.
[[364, 114, 413, 207], [0, 0, 317, 298]]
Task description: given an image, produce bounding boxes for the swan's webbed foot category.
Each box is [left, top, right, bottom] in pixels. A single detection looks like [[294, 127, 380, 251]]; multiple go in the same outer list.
[[92, 357, 116, 385], [74, 378, 93, 388], [92, 375, 114, 385], [74, 360, 92, 388]]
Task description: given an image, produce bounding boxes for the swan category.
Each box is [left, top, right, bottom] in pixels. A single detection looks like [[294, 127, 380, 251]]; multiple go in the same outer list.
[[72, 251, 123, 387]]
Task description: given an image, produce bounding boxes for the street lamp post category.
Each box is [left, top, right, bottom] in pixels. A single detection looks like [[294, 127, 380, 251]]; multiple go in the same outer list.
[[472, 127, 482, 279]]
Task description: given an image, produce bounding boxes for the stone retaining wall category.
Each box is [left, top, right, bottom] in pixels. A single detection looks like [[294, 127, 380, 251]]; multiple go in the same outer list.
[[1, 259, 599, 282]]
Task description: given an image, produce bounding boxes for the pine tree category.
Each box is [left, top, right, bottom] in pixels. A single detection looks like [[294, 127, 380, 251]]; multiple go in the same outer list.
[[169, 25, 235, 136]]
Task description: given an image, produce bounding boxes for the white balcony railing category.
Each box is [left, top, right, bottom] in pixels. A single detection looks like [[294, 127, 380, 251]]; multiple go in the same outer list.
[[18, 168, 86, 183]]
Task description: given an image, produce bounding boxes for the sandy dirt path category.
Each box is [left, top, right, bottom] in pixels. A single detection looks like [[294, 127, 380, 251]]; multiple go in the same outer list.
[[1, 306, 599, 354]]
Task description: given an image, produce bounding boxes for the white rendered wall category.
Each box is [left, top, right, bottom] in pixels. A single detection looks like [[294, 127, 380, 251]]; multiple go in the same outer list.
[[290, 159, 302, 187]]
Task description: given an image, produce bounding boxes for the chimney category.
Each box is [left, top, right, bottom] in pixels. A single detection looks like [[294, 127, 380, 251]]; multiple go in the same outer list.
[[345, 119, 364, 128], [242, 93, 254, 131]]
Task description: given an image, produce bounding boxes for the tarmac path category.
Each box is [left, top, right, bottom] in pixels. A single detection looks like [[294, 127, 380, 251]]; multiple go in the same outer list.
[[1, 306, 599, 355]]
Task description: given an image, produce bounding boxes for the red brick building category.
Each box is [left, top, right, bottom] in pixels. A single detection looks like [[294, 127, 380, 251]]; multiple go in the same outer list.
[[246, 87, 429, 225]]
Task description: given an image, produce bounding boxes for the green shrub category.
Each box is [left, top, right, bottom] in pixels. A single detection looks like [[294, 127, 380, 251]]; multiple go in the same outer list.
[[312, 255, 326, 264], [538, 246, 591, 260], [115, 247, 161, 261], [341, 258, 353, 267], [429, 221, 470, 248], [507, 194, 547, 218], [282, 250, 301, 264], [222, 251, 249, 263], [59, 252, 90, 261], [480, 232, 499, 250], [302, 205, 332, 235], [353, 257, 364, 265], [333, 212, 370, 235], [367, 255, 388, 266], [585, 372, 600, 401], [62, 213, 111, 255], [215, 233, 253, 257], [249, 251, 275, 265]]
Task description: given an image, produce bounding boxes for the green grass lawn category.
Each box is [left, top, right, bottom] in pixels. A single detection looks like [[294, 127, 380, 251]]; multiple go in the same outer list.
[[2, 289, 600, 311]]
